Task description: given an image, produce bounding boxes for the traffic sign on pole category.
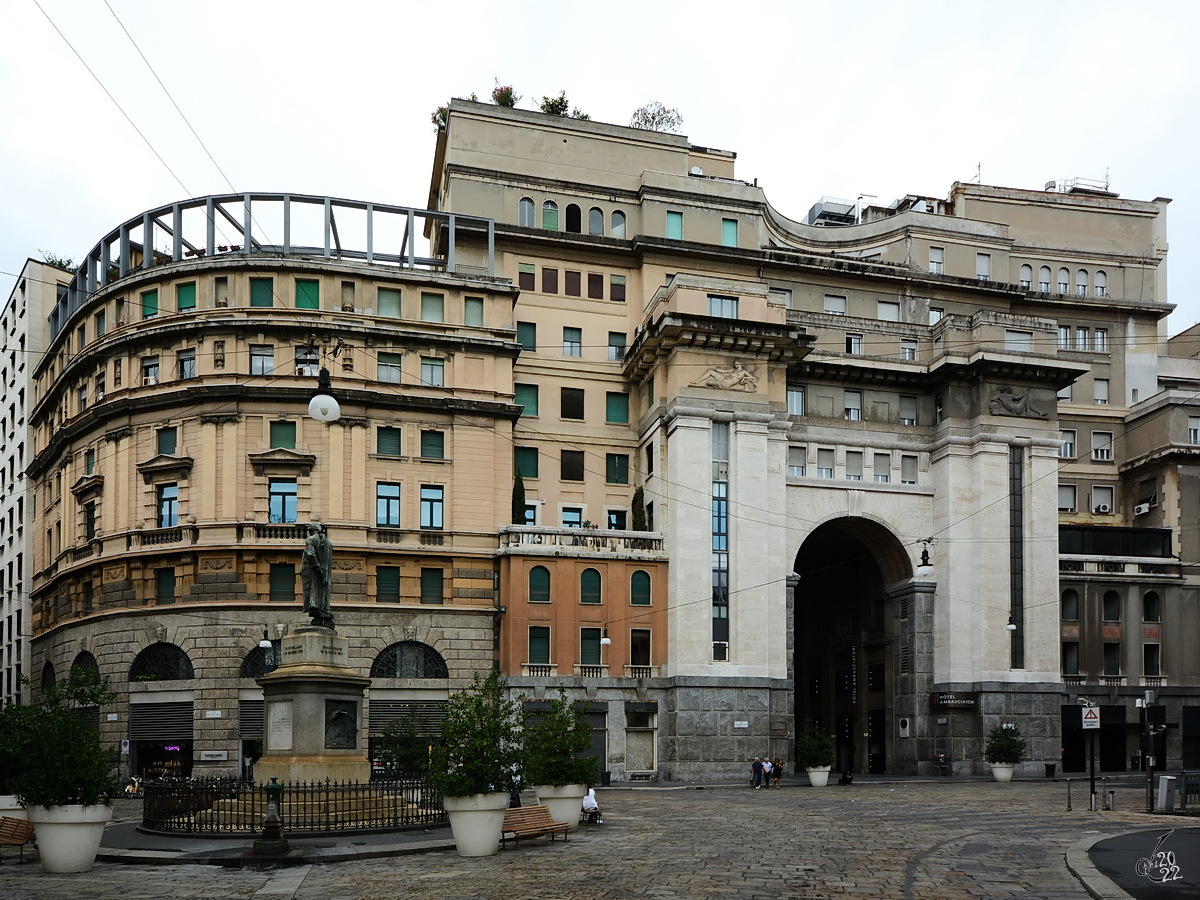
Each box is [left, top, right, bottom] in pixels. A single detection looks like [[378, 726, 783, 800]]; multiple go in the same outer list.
[[1082, 706, 1100, 730]]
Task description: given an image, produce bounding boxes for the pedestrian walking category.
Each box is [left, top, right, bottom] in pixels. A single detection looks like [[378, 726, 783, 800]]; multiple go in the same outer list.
[[761, 756, 773, 786], [772, 757, 783, 788], [752, 757, 763, 789]]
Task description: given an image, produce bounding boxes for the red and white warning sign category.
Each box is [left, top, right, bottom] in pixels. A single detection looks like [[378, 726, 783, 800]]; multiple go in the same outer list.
[[1082, 706, 1100, 730]]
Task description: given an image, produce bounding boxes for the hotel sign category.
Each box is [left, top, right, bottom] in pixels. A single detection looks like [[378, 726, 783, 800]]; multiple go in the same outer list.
[[930, 692, 978, 710]]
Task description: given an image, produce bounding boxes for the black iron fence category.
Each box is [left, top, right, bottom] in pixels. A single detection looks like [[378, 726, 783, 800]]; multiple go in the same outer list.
[[141, 777, 446, 835]]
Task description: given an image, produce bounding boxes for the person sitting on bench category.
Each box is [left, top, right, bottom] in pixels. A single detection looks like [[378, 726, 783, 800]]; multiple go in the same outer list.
[[582, 787, 603, 824]]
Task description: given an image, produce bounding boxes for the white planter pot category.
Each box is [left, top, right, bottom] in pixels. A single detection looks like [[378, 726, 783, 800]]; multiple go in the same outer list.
[[27, 804, 113, 873], [805, 766, 831, 787], [442, 792, 511, 857], [0, 794, 27, 821], [990, 762, 1015, 783], [533, 784, 587, 830]]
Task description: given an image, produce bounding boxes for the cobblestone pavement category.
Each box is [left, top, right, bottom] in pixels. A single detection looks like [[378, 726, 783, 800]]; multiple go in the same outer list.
[[0, 780, 1165, 899]]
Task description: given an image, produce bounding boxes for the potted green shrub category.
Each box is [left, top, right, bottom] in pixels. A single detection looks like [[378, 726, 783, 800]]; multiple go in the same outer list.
[[795, 719, 835, 787], [524, 687, 598, 829], [983, 722, 1027, 783], [429, 669, 525, 856], [0, 666, 119, 872]]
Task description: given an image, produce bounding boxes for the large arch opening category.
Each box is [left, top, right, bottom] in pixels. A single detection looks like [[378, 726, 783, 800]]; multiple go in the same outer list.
[[794, 518, 912, 776]]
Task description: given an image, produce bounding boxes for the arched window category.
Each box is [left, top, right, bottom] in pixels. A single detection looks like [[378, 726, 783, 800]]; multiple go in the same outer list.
[[1058, 267, 1070, 293], [130, 642, 194, 681], [630, 570, 651, 606], [370, 642, 449, 679], [529, 565, 551, 603], [1019, 264, 1032, 288], [1095, 270, 1107, 297], [589, 207, 604, 236], [1038, 266, 1051, 291], [72, 651, 99, 675], [565, 204, 582, 233], [518, 197, 535, 228], [611, 210, 626, 240], [580, 568, 602, 604], [1076, 269, 1089, 296], [542, 200, 559, 231], [1061, 589, 1079, 621], [1102, 590, 1121, 622], [41, 660, 56, 691], [240, 643, 280, 679], [1143, 591, 1161, 623]]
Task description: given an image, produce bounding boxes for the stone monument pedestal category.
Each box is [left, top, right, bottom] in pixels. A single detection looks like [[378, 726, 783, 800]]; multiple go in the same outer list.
[[255, 626, 371, 784]]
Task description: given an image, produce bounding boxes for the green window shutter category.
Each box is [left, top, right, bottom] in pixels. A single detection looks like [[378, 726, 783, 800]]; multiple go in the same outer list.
[[250, 278, 274, 307], [377, 427, 401, 456], [518, 263, 536, 291], [155, 568, 176, 604], [269, 564, 296, 602], [580, 568, 601, 604], [465, 296, 484, 326], [420, 430, 445, 459], [176, 282, 196, 311], [529, 566, 550, 603], [666, 211, 683, 240], [142, 290, 159, 318], [270, 421, 297, 449], [377, 566, 400, 603], [606, 454, 629, 484], [514, 447, 539, 479], [420, 292, 444, 322], [605, 392, 629, 424], [722, 218, 738, 247], [514, 383, 539, 416], [377, 288, 401, 318], [517, 322, 537, 352], [542, 203, 559, 231], [295, 279, 320, 309], [157, 427, 177, 455], [580, 628, 601, 665], [420, 568, 444, 604], [631, 570, 651, 605], [529, 626, 551, 664]]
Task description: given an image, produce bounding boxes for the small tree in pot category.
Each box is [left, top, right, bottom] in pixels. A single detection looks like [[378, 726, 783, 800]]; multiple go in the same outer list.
[[795, 719, 835, 787], [524, 687, 598, 828], [984, 722, 1027, 782]]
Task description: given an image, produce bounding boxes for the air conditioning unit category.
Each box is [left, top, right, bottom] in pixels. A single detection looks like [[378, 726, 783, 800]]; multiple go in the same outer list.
[[1134, 503, 1151, 516], [142, 376, 158, 386], [1095, 503, 1111, 514]]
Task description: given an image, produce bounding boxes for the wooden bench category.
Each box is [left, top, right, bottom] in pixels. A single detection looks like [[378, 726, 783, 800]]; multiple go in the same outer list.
[[500, 805, 571, 848], [0, 816, 35, 864]]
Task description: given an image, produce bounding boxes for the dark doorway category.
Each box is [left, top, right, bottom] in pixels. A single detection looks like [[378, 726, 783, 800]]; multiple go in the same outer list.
[[1061, 705, 1127, 773], [1099, 705, 1126, 772], [1062, 705, 1085, 773]]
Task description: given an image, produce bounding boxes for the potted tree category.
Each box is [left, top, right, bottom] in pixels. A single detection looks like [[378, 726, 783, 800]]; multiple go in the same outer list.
[[524, 687, 598, 829], [795, 719, 835, 787], [429, 669, 525, 857], [0, 666, 118, 872], [984, 722, 1027, 783]]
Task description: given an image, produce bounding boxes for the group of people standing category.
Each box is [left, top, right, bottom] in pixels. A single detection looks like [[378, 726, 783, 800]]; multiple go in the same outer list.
[[751, 757, 783, 789]]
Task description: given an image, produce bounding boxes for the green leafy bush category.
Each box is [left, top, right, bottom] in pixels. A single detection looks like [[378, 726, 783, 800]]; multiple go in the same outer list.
[[523, 687, 598, 787], [983, 723, 1027, 764], [795, 719, 835, 768], [429, 670, 524, 797]]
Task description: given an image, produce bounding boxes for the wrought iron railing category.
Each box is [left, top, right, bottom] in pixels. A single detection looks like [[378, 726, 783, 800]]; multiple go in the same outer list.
[[141, 777, 445, 835]]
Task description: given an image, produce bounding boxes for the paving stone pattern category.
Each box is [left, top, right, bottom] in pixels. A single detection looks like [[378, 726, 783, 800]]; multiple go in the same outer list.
[[0, 781, 1166, 899]]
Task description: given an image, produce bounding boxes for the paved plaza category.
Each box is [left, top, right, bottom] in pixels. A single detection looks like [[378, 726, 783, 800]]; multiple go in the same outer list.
[[0, 779, 1182, 899]]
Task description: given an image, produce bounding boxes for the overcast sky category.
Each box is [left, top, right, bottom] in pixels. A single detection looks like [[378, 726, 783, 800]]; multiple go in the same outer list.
[[3, 1, 1198, 331]]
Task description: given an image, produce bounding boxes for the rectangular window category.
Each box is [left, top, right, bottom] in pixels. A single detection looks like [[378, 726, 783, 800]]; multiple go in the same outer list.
[[294, 346, 319, 377], [1058, 384, 1072, 402], [562, 507, 583, 528], [606, 453, 629, 484], [96, 371, 105, 400], [900, 338, 917, 360], [78, 385, 87, 411], [817, 448, 834, 479], [464, 296, 484, 326], [269, 563, 296, 602], [563, 327, 582, 357], [1075, 327, 1089, 351], [844, 390, 862, 421], [141, 357, 160, 385], [250, 277, 274, 307], [514, 383, 539, 416], [929, 247, 944, 274], [1058, 484, 1077, 512], [1144, 593, 1161, 622], [788, 446, 806, 477], [377, 427, 401, 457], [1103, 643, 1120, 676], [564, 271, 581, 297], [420, 292, 444, 322], [665, 211, 683, 240], [561, 387, 585, 420], [1091, 431, 1113, 461], [608, 509, 627, 530], [95, 310, 106, 336], [250, 345, 274, 376], [420, 486, 443, 529], [84, 501, 96, 540], [1094, 328, 1108, 352], [542, 268, 558, 294], [1189, 416, 1200, 445], [645, 501, 654, 531], [518, 263, 535, 292], [1060, 430, 1076, 458], [901, 455, 918, 484], [376, 566, 400, 603], [707, 295, 738, 319], [561, 450, 585, 481], [420, 568, 443, 604], [845, 451, 863, 481], [155, 568, 176, 605], [158, 483, 179, 528], [420, 430, 444, 459], [1093, 379, 1109, 405], [580, 628, 602, 665], [176, 282, 196, 311], [157, 426, 178, 455], [929, 307, 944, 325], [376, 483, 401, 526], [605, 392, 629, 424], [824, 295, 846, 316], [587, 272, 604, 299], [899, 395, 917, 426], [517, 322, 537, 352], [270, 421, 296, 450], [269, 479, 298, 524], [721, 218, 738, 247], [976, 253, 990, 281], [1005, 330, 1033, 352], [1062, 642, 1080, 676], [529, 626, 551, 665], [1144, 644, 1161, 677], [610, 275, 626, 302], [787, 386, 805, 416], [420, 357, 444, 387], [631, 629, 651, 666], [608, 332, 626, 361], [846, 333, 863, 355], [514, 446, 539, 479], [378, 352, 402, 384], [877, 301, 900, 322], [1092, 485, 1114, 514], [645, 442, 654, 476], [85, 448, 96, 475], [141, 290, 159, 319], [873, 452, 891, 482], [177, 349, 196, 380], [377, 287, 401, 318], [1058, 325, 1070, 349], [294, 279, 319, 309]]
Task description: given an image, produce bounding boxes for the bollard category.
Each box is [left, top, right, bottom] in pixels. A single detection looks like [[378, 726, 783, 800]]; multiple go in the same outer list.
[[1067, 777, 1072, 811], [1109, 790, 1116, 811], [1102, 777, 1108, 810]]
